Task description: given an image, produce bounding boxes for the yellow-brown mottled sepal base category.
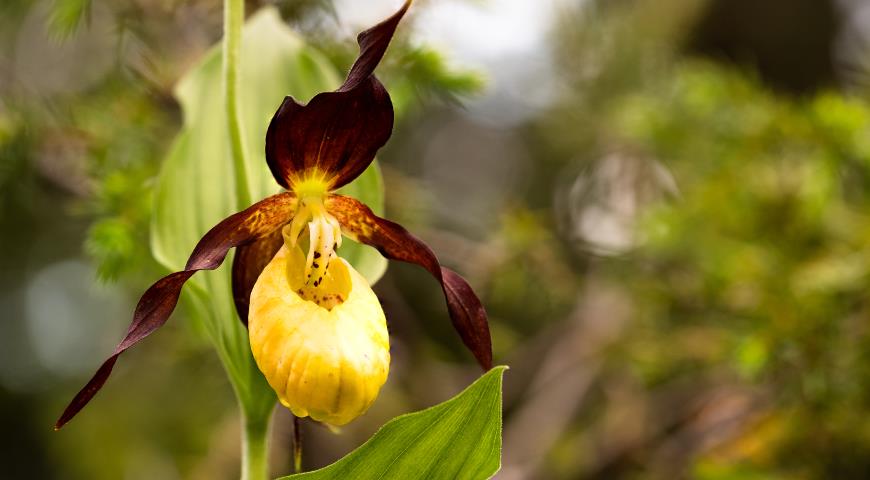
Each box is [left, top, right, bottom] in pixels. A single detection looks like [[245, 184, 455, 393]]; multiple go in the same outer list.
[[248, 245, 389, 426]]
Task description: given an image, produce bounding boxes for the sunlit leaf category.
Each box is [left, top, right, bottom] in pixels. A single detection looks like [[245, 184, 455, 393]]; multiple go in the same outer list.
[[281, 366, 506, 480], [150, 7, 385, 413]]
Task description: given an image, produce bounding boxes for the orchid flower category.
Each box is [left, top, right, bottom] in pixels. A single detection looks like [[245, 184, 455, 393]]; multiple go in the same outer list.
[[56, 0, 491, 429]]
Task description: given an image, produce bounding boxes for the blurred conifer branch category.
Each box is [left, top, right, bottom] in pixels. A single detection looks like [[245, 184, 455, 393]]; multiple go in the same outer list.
[[48, 0, 92, 40], [390, 44, 485, 108]]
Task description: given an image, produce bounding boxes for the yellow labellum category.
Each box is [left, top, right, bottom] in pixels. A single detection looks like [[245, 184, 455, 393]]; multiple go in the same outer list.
[[248, 245, 390, 426]]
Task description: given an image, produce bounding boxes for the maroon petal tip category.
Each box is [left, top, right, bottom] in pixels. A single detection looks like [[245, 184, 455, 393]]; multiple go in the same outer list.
[[265, 0, 412, 190]]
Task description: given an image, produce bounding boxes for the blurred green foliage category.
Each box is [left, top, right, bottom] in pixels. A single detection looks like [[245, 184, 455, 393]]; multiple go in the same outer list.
[[499, 1, 870, 478], [81, 80, 174, 281], [607, 62, 870, 478]]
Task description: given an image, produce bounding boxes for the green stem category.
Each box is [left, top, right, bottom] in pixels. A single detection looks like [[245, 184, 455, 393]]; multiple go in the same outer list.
[[224, 0, 252, 209], [222, 1, 268, 478], [241, 407, 274, 480]]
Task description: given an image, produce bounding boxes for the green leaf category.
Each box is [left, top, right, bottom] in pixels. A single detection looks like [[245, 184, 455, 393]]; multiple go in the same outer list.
[[150, 6, 386, 414], [281, 366, 506, 480]]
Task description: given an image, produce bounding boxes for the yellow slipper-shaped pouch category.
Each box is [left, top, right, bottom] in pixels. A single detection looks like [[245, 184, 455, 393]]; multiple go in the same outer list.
[[248, 244, 389, 426]]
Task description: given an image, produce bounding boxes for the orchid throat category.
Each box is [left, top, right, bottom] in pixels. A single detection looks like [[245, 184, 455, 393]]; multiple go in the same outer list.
[[286, 190, 342, 280]]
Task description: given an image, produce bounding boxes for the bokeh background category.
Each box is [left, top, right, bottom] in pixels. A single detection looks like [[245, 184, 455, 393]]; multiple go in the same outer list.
[[4, 0, 870, 478]]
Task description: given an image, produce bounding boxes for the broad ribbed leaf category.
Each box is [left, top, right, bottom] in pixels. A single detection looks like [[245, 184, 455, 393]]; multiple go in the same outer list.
[[281, 367, 506, 480], [150, 7, 386, 412]]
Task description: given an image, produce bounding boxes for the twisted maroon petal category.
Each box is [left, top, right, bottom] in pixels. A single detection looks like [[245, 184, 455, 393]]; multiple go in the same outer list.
[[325, 194, 492, 370], [55, 192, 298, 429], [265, 0, 411, 191], [342, 0, 413, 93]]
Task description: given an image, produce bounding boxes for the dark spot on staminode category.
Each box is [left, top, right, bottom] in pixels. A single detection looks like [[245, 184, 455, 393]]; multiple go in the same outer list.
[[312, 262, 319, 269], [313, 252, 321, 259]]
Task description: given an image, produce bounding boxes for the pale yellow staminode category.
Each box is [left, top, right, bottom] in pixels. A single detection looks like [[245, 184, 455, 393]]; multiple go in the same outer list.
[[248, 245, 389, 426], [283, 196, 342, 288]]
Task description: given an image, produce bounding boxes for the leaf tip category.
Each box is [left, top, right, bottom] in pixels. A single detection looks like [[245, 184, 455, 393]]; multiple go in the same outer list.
[[488, 365, 509, 381]]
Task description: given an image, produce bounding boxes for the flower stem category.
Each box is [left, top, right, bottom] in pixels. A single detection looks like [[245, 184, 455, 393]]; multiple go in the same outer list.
[[293, 416, 303, 473], [223, 0, 252, 209], [241, 407, 274, 480], [222, 1, 268, 478]]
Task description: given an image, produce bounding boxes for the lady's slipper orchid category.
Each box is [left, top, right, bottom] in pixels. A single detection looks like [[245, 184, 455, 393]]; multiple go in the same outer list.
[[56, 0, 491, 429]]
